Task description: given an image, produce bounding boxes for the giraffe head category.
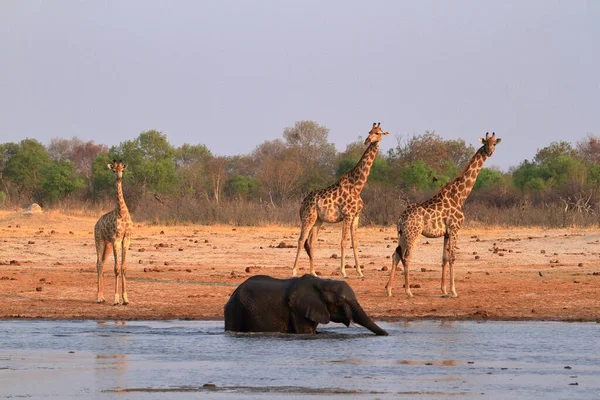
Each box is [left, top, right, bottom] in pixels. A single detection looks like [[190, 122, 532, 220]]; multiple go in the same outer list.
[[364, 122, 389, 145], [107, 160, 128, 180], [478, 132, 502, 156]]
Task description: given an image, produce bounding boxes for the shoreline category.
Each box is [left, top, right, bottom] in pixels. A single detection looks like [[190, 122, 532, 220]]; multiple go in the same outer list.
[[2, 316, 599, 323]]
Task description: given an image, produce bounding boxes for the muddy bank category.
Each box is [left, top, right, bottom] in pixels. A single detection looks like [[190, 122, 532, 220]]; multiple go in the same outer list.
[[0, 211, 599, 321]]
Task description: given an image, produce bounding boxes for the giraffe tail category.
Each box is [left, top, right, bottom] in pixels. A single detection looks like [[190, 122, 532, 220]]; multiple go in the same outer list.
[[394, 230, 407, 262], [304, 230, 313, 257], [394, 244, 404, 262]]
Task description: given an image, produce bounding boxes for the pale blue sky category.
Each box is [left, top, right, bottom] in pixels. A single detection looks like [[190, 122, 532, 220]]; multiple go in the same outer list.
[[1, 0, 599, 170]]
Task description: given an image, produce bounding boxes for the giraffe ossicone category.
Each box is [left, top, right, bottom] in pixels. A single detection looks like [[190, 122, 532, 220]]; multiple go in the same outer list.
[[94, 160, 133, 305], [292, 122, 389, 278], [385, 132, 501, 297]]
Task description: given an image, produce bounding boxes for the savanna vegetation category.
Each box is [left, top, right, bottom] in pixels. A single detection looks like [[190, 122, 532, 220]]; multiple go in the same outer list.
[[1, 121, 599, 227]]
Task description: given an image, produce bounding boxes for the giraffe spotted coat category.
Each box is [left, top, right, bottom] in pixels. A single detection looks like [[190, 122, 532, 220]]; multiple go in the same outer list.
[[292, 123, 389, 278], [386, 132, 502, 297]]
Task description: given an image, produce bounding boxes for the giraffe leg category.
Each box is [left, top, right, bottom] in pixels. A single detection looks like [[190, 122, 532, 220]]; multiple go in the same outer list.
[[402, 253, 413, 298], [400, 232, 418, 297], [349, 216, 363, 277], [121, 237, 130, 305], [113, 242, 122, 305], [385, 242, 414, 297], [292, 215, 316, 277], [306, 222, 322, 277], [385, 241, 401, 297], [448, 231, 458, 297], [95, 241, 110, 303], [386, 223, 408, 296], [441, 234, 450, 296], [292, 228, 308, 277], [340, 218, 352, 278]]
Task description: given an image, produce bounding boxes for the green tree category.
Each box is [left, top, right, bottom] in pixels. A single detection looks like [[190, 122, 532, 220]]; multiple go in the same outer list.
[[473, 168, 503, 190], [512, 140, 589, 194], [225, 175, 259, 200], [399, 160, 437, 192], [91, 153, 114, 200], [388, 131, 476, 192], [227, 155, 256, 179], [434, 160, 460, 186], [512, 160, 538, 190], [175, 143, 212, 167], [523, 177, 547, 192], [41, 161, 85, 202], [0, 142, 19, 200], [175, 143, 213, 198], [586, 162, 600, 185], [336, 157, 357, 177], [110, 130, 177, 194], [336, 138, 391, 185], [4, 139, 51, 201], [337, 155, 390, 184], [533, 141, 576, 164], [538, 155, 587, 188]]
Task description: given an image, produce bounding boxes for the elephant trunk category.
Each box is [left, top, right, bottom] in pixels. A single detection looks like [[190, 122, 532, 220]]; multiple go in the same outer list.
[[350, 302, 388, 336]]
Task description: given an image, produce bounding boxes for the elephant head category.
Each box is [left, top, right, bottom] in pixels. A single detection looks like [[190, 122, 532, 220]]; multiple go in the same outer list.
[[288, 275, 388, 336]]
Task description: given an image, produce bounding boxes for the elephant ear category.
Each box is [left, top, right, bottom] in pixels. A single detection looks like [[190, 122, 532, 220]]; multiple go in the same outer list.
[[288, 284, 330, 324]]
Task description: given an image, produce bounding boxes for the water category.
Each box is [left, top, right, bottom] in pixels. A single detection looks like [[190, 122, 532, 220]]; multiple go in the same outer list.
[[0, 320, 598, 399]]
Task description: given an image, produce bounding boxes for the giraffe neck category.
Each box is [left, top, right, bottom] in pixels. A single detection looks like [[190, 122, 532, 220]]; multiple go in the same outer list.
[[346, 141, 380, 193], [446, 147, 489, 206], [115, 178, 130, 219]]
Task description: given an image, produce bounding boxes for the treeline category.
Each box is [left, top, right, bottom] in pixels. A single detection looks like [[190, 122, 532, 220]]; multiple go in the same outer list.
[[1, 121, 599, 227]]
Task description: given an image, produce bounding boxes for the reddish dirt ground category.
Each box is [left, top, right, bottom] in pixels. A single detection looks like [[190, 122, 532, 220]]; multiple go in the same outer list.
[[0, 210, 599, 322]]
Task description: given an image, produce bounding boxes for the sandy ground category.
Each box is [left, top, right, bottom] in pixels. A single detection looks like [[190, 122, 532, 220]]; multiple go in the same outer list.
[[0, 210, 599, 322]]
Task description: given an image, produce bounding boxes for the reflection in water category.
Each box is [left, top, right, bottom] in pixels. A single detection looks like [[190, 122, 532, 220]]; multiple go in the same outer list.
[[96, 355, 128, 395], [96, 320, 127, 326], [398, 359, 457, 366], [439, 320, 455, 328], [96, 354, 127, 364], [94, 321, 130, 392], [436, 319, 461, 384]]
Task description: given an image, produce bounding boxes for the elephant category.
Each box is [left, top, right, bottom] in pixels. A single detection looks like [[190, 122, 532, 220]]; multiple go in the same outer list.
[[224, 274, 388, 336]]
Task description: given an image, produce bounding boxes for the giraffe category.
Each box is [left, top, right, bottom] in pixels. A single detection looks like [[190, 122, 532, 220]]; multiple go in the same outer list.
[[292, 122, 389, 278], [94, 160, 133, 305], [385, 132, 502, 297]]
